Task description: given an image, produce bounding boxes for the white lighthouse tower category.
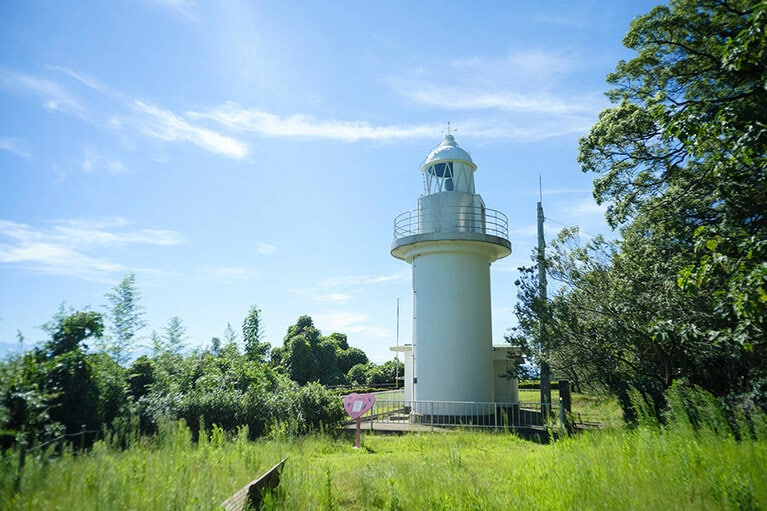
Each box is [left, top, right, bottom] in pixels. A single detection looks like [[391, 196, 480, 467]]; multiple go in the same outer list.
[[391, 133, 511, 416]]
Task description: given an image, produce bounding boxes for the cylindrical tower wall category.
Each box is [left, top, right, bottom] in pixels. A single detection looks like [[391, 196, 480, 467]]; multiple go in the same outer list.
[[409, 241, 495, 412]]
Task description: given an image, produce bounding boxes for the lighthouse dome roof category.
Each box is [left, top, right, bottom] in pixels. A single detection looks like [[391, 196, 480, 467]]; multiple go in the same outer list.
[[423, 134, 476, 169]]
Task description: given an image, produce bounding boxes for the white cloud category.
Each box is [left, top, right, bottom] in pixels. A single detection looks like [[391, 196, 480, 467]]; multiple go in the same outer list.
[[291, 288, 354, 304], [81, 146, 127, 175], [49, 66, 112, 96], [141, 0, 197, 20], [556, 198, 608, 225], [399, 86, 597, 116], [134, 100, 249, 159], [189, 102, 438, 142], [319, 271, 409, 287], [255, 243, 276, 255], [0, 218, 183, 281], [508, 224, 539, 238], [386, 48, 607, 141], [292, 270, 408, 304], [205, 266, 259, 282], [312, 310, 392, 340], [3, 67, 250, 161], [0, 68, 87, 117], [0, 137, 32, 158]]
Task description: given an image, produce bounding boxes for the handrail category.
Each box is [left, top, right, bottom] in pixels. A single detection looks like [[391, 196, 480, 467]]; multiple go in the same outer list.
[[393, 205, 509, 240]]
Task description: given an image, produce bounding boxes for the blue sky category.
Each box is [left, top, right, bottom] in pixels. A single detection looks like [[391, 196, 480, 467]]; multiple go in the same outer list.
[[0, 0, 658, 362]]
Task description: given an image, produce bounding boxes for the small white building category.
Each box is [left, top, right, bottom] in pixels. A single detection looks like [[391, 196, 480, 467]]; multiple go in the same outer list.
[[391, 134, 518, 415]]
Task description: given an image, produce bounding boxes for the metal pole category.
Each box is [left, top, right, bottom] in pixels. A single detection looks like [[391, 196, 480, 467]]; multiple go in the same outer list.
[[355, 418, 361, 449], [559, 397, 565, 436], [537, 194, 551, 420], [395, 298, 399, 390]]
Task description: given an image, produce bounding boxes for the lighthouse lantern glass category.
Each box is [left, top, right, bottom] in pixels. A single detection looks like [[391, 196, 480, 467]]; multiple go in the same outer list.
[[425, 162, 454, 193]]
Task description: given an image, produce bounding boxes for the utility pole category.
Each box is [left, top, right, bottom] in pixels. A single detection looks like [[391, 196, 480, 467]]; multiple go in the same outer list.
[[537, 178, 551, 419]]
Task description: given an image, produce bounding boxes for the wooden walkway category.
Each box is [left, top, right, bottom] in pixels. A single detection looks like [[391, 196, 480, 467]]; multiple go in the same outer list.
[[344, 420, 453, 433]]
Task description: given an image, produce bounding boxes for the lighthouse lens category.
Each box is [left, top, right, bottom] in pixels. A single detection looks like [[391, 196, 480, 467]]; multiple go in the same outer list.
[[427, 162, 455, 192]]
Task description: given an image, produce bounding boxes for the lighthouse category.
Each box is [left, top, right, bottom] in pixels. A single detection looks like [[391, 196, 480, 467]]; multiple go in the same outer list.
[[391, 134, 512, 416]]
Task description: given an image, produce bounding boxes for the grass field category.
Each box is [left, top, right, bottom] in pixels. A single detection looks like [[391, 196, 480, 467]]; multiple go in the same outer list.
[[2, 393, 765, 510]]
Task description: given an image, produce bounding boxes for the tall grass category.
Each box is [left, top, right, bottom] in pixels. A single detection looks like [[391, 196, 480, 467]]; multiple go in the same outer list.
[[2, 388, 766, 510], [0, 420, 286, 511]]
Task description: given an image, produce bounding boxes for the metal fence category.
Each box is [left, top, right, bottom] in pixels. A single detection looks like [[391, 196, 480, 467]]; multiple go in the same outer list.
[[361, 398, 563, 433]]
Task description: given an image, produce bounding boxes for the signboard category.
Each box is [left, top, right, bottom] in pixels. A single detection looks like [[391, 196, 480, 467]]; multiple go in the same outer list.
[[343, 393, 376, 448], [343, 393, 375, 420]]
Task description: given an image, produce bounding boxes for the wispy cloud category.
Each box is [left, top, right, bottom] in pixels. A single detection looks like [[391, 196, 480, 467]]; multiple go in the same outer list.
[[558, 198, 608, 221], [388, 49, 606, 140], [399, 86, 598, 116], [2, 66, 249, 161], [291, 271, 407, 304], [0, 218, 183, 281], [0, 68, 87, 118], [292, 288, 354, 304], [0, 137, 32, 158], [141, 0, 197, 20], [319, 271, 409, 287], [312, 310, 392, 340], [48, 66, 112, 96], [133, 100, 249, 159], [205, 266, 259, 283], [81, 146, 127, 175], [189, 102, 438, 142], [255, 243, 276, 255], [3, 53, 600, 163]]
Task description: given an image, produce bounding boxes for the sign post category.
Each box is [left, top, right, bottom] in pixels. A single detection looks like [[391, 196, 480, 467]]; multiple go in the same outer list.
[[343, 393, 376, 448]]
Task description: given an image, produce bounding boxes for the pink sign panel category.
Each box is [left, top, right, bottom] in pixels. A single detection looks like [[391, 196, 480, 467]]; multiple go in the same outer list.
[[343, 393, 376, 420]]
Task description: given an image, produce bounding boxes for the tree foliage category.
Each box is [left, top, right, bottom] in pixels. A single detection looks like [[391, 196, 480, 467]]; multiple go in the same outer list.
[[513, 0, 767, 419], [0, 303, 365, 449], [103, 273, 146, 365], [271, 315, 371, 386], [242, 305, 270, 363]]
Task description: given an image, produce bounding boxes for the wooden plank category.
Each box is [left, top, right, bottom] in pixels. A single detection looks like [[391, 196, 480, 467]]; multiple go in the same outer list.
[[221, 457, 287, 511]]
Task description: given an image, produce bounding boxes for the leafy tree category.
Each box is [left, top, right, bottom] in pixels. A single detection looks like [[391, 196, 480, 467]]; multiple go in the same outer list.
[[39, 309, 105, 439], [127, 355, 155, 401], [578, 0, 767, 355], [369, 359, 404, 386], [209, 337, 222, 356], [0, 352, 49, 447], [344, 360, 403, 387], [337, 346, 368, 376], [273, 316, 372, 385], [242, 305, 270, 362], [515, 0, 767, 418], [163, 316, 188, 356], [285, 336, 316, 385], [346, 363, 371, 386], [277, 316, 321, 384], [42, 306, 104, 357], [103, 273, 146, 365], [223, 322, 239, 346]]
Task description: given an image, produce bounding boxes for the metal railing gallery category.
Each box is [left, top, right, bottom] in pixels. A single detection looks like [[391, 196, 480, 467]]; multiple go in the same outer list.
[[393, 205, 509, 240]]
